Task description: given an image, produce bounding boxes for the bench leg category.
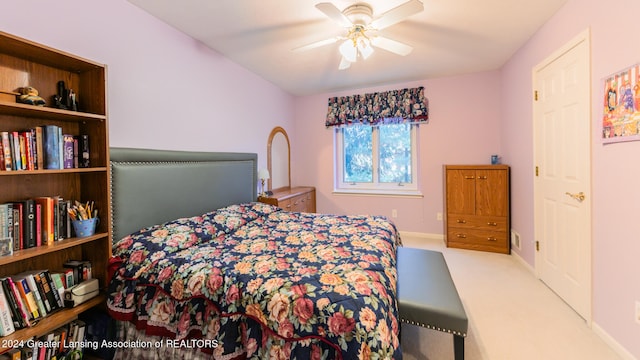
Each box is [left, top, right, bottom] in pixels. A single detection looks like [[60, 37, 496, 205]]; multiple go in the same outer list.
[[454, 334, 465, 360]]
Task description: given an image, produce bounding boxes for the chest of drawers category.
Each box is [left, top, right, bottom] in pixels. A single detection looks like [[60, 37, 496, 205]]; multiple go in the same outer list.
[[258, 186, 316, 213]]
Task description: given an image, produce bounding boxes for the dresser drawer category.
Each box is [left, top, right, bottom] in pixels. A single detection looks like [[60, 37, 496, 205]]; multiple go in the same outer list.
[[447, 229, 509, 253], [278, 198, 292, 211], [290, 193, 309, 212], [447, 214, 507, 231]]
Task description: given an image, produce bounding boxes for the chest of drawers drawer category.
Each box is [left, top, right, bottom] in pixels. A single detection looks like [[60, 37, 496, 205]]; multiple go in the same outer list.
[[447, 215, 507, 232]]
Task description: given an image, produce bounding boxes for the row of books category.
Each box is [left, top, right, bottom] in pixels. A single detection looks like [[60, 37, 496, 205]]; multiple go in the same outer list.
[[0, 125, 89, 171], [0, 265, 90, 337], [0, 319, 87, 360], [0, 197, 75, 257]]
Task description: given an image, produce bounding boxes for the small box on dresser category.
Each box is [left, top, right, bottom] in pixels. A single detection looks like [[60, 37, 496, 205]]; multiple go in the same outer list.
[[444, 165, 510, 254]]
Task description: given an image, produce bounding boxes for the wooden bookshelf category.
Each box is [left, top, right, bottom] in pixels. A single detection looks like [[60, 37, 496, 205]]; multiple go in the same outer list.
[[0, 30, 111, 351]]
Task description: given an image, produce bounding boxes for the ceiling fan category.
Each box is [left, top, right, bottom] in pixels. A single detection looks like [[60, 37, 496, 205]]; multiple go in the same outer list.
[[294, 0, 424, 70]]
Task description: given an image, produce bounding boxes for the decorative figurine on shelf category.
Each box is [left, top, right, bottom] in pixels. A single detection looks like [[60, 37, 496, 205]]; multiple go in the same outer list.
[[53, 80, 78, 111], [17, 86, 46, 106]]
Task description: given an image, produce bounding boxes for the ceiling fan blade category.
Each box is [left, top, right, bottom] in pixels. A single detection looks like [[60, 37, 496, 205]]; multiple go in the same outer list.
[[292, 36, 342, 52], [315, 2, 353, 27], [371, 36, 413, 56], [338, 56, 352, 70], [369, 0, 424, 30]]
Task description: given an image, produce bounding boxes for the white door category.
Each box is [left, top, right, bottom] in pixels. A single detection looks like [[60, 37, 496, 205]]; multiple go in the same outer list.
[[533, 30, 591, 321]]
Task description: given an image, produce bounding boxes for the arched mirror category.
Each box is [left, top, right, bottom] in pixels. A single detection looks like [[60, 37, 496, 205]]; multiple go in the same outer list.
[[267, 126, 290, 192]]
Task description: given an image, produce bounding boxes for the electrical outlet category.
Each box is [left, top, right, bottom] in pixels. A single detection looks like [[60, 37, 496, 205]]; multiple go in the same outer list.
[[391, 209, 397, 218], [436, 212, 443, 221], [635, 301, 640, 325]]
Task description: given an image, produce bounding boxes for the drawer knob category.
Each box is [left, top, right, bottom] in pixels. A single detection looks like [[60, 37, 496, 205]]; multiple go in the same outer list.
[[456, 219, 467, 224], [456, 234, 467, 238], [487, 237, 497, 241], [487, 222, 497, 226]]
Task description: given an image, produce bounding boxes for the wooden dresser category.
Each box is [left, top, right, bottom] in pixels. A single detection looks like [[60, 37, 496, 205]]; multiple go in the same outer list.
[[258, 186, 316, 213], [444, 165, 510, 254]]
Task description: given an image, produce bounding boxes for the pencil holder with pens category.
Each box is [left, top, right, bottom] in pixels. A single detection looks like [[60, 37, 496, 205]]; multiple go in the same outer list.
[[72, 217, 99, 238], [68, 200, 99, 238]]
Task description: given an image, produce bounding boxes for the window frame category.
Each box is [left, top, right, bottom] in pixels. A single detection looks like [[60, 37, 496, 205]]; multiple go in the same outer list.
[[334, 123, 421, 196]]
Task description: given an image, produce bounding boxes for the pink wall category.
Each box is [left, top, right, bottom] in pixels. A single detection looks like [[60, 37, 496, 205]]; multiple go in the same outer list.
[[0, 0, 295, 172], [3, 0, 637, 357], [501, 0, 640, 357], [293, 72, 502, 232]]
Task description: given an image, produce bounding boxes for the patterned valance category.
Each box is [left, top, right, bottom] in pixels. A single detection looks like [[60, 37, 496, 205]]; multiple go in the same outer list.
[[325, 86, 429, 127]]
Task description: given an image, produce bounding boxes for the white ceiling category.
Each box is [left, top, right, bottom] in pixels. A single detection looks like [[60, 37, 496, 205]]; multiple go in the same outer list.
[[128, 0, 567, 96]]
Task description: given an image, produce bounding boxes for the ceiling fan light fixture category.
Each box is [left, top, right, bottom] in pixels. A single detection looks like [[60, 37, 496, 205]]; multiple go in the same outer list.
[[357, 37, 374, 59], [339, 39, 357, 63]]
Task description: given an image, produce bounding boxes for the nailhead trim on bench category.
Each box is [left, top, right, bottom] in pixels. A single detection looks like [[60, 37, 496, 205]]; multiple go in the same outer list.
[[400, 318, 467, 337]]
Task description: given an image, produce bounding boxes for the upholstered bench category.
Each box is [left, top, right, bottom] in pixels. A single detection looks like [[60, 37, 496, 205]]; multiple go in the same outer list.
[[397, 247, 468, 360]]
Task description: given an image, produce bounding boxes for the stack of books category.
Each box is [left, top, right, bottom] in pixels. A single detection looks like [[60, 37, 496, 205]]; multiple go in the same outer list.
[[0, 319, 87, 360], [0, 125, 89, 171], [0, 265, 88, 336], [0, 196, 76, 257]]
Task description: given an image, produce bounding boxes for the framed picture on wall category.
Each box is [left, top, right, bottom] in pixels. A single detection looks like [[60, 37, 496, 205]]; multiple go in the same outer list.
[[602, 63, 640, 144]]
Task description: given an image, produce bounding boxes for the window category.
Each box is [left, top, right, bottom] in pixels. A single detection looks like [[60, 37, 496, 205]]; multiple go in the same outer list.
[[335, 123, 420, 195]]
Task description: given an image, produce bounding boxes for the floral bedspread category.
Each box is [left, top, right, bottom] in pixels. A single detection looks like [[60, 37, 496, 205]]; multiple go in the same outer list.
[[107, 202, 401, 359]]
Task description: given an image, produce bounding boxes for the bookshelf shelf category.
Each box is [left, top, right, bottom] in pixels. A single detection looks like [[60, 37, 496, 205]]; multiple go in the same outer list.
[[0, 294, 106, 353], [0, 30, 111, 349], [0, 167, 107, 177], [0, 233, 109, 266], [0, 101, 106, 122]]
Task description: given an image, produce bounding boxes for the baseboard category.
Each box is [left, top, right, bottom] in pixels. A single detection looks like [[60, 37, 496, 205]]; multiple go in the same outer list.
[[398, 231, 444, 241], [511, 249, 535, 275], [592, 322, 637, 360]]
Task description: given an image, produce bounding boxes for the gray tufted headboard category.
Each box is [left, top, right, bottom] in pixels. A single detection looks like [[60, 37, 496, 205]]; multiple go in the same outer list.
[[109, 147, 257, 242]]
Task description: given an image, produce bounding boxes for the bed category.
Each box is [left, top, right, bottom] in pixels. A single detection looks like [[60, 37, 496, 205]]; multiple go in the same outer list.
[[106, 147, 401, 360]]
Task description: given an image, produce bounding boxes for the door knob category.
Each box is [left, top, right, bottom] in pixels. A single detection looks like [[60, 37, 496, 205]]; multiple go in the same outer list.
[[565, 191, 585, 202]]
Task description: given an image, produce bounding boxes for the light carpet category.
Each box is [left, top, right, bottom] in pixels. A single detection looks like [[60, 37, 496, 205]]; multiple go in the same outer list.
[[399, 235, 622, 360]]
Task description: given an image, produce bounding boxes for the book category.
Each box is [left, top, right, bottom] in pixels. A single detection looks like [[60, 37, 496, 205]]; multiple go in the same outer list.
[[49, 273, 67, 306], [34, 197, 55, 246], [5, 277, 31, 327], [35, 203, 41, 247], [63, 260, 87, 285], [56, 198, 69, 240], [42, 271, 63, 309], [54, 326, 67, 355], [0, 284, 16, 335], [63, 134, 74, 169], [6, 204, 13, 250], [12, 276, 39, 320], [37, 270, 60, 312], [0, 237, 11, 257], [17, 273, 48, 317], [18, 199, 36, 249], [0, 204, 12, 257], [13, 273, 46, 318], [10, 203, 22, 250], [10, 132, 21, 170], [5, 349, 21, 360], [77, 134, 89, 168], [57, 126, 63, 170], [1, 278, 27, 329], [32, 273, 52, 313], [11, 204, 22, 250], [43, 125, 60, 169], [18, 133, 27, 170], [34, 126, 44, 170], [22, 131, 34, 170], [1, 131, 12, 170]]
